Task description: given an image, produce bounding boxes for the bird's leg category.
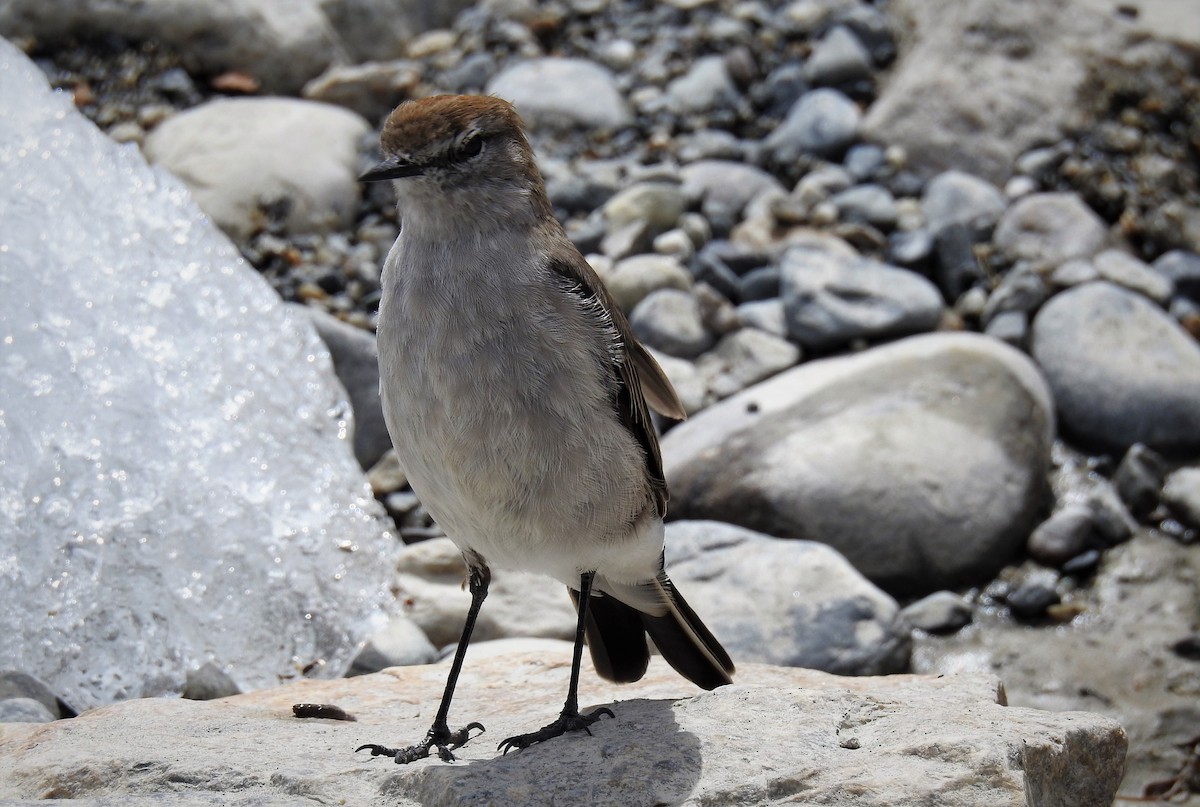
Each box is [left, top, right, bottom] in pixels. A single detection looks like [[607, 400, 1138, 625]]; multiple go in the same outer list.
[[498, 570, 614, 754], [356, 565, 490, 764]]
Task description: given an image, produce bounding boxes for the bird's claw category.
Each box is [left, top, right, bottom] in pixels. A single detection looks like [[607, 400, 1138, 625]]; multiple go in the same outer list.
[[498, 707, 614, 754], [356, 721, 486, 764]]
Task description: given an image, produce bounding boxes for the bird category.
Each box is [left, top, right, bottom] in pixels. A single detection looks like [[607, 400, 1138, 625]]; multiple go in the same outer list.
[[354, 94, 734, 764]]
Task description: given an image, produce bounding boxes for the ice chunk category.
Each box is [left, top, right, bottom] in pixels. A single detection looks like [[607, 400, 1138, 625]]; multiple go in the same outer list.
[[0, 39, 400, 710]]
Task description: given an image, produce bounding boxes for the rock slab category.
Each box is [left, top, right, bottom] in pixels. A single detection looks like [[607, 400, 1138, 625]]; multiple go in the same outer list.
[[0, 650, 1127, 807]]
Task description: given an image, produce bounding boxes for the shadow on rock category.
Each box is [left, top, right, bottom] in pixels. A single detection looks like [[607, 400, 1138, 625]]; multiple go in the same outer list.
[[386, 699, 700, 806]]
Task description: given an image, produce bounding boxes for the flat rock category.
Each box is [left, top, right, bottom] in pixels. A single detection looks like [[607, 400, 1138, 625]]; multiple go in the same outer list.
[[143, 97, 369, 240], [666, 522, 910, 674], [0, 649, 1126, 806], [914, 530, 1195, 802], [663, 333, 1055, 593], [779, 245, 945, 350], [1030, 281, 1200, 453], [862, 0, 1126, 182], [0, 39, 399, 710], [487, 57, 632, 131]]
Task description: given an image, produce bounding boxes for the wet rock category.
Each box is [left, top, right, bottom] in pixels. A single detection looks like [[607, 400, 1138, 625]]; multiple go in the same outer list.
[[1113, 444, 1167, 520], [901, 591, 974, 634]]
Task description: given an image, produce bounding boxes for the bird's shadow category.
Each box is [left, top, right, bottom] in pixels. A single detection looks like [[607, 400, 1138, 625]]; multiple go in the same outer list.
[[377, 698, 702, 806]]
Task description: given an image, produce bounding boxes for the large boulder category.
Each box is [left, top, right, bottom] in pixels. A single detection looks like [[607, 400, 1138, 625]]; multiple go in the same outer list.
[[0, 650, 1128, 806], [0, 38, 400, 710], [663, 333, 1055, 594], [862, 0, 1125, 182]]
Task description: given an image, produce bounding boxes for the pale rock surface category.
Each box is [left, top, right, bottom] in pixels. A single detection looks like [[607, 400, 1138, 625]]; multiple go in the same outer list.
[[487, 57, 632, 131], [993, 192, 1110, 266], [862, 0, 1126, 182], [663, 333, 1055, 593], [0, 38, 400, 710], [914, 531, 1196, 802], [143, 97, 370, 240], [0, 650, 1127, 806], [392, 538, 577, 649], [666, 522, 910, 674]]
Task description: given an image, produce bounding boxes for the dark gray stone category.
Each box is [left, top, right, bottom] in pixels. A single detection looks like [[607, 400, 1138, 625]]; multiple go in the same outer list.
[[764, 88, 861, 163], [1114, 444, 1167, 520], [779, 245, 944, 351], [1027, 506, 1094, 567], [298, 305, 389, 470], [182, 662, 242, 701], [901, 591, 973, 634]]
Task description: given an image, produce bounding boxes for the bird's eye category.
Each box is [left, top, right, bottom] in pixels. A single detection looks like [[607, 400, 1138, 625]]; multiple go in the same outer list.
[[457, 134, 484, 160]]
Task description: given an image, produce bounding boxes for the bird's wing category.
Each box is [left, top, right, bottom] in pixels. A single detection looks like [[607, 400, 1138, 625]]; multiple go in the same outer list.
[[546, 242, 686, 517]]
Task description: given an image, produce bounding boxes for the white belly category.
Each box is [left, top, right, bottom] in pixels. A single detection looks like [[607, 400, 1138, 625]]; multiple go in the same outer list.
[[376, 243, 662, 587]]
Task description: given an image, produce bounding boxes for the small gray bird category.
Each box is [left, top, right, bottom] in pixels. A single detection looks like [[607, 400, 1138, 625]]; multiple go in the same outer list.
[[356, 95, 733, 764]]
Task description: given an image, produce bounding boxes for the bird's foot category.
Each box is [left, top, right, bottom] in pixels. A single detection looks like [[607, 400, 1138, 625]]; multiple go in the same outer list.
[[356, 721, 485, 764], [497, 706, 614, 754]]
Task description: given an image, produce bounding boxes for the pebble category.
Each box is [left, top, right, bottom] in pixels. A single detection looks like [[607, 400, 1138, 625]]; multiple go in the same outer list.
[[993, 193, 1109, 266], [779, 245, 944, 350], [901, 591, 974, 634], [602, 253, 692, 312], [829, 183, 898, 229], [0, 698, 56, 724], [1113, 443, 1167, 520], [764, 87, 862, 163], [1153, 250, 1200, 302], [696, 327, 802, 397], [182, 662, 242, 701], [1027, 505, 1095, 567], [921, 170, 1007, 239], [1162, 468, 1200, 530], [665, 55, 740, 114], [1006, 577, 1061, 620], [487, 57, 632, 131], [629, 288, 715, 358], [1093, 250, 1173, 304], [803, 25, 873, 87]]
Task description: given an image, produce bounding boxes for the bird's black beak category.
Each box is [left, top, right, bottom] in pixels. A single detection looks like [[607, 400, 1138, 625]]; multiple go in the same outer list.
[[360, 155, 422, 182]]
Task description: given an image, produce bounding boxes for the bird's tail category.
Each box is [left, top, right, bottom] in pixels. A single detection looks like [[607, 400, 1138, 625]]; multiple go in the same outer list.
[[571, 574, 735, 691]]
